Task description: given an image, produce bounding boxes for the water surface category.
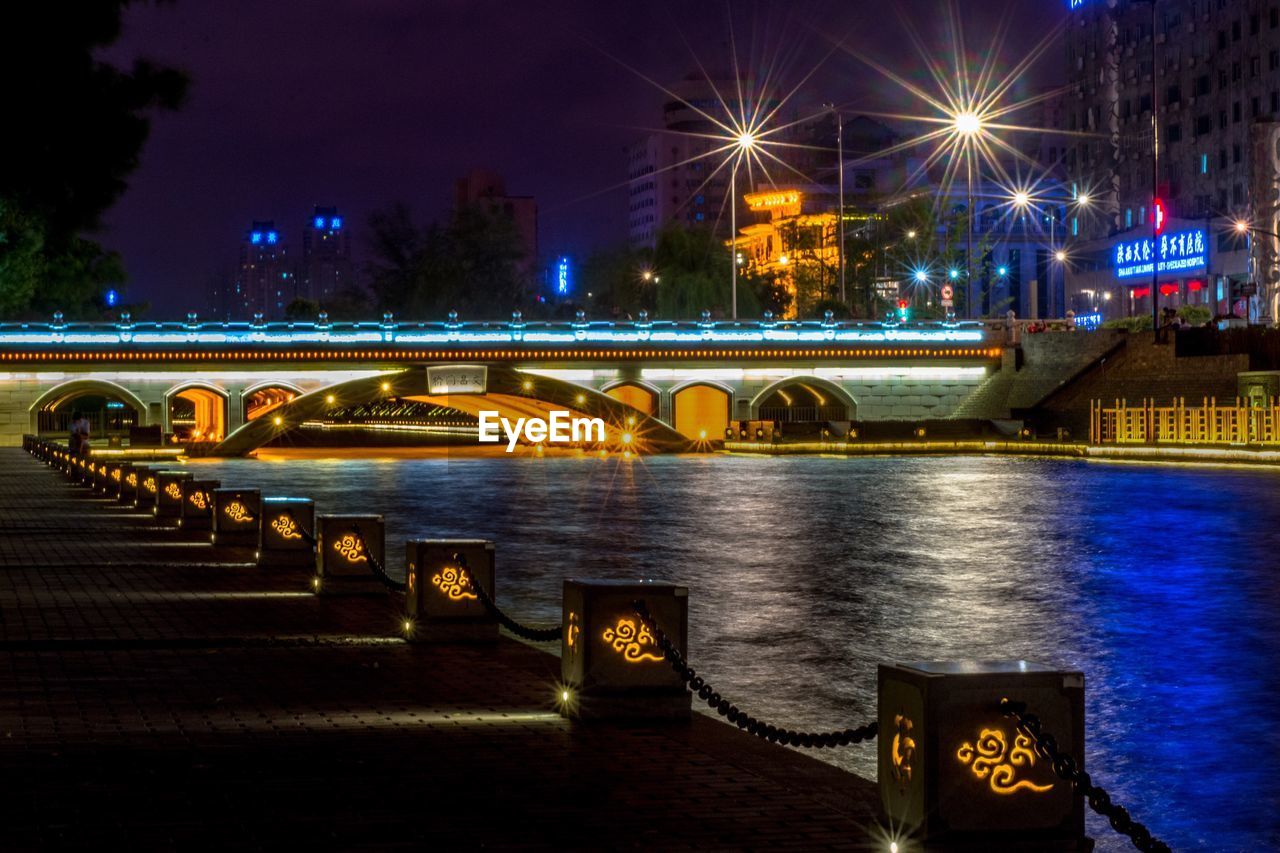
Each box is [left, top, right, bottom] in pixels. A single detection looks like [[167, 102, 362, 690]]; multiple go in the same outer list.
[[187, 451, 1280, 851]]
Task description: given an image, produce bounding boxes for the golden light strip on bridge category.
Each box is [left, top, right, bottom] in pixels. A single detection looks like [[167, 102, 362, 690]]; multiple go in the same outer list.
[[0, 347, 1002, 363]]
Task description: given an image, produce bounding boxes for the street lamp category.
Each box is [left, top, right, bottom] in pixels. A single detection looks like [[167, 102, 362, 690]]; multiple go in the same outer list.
[[1010, 189, 1092, 318], [954, 112, 984, 319], [730, 132, 756, 321]]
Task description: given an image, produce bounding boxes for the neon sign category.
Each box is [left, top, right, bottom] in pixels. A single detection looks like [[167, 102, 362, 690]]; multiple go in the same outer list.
[[1114, 228, 1206, 279], [556, 257, 570, 295]]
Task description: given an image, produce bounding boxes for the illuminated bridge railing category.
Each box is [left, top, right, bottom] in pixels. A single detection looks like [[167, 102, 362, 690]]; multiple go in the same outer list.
[[0, 318, 991, 348]]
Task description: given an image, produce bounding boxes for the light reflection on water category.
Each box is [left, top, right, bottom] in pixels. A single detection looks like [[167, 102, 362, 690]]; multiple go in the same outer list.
[[189, 453, 1280, 852]]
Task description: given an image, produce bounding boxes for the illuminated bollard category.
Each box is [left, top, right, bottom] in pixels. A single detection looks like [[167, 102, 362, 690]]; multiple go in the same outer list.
[[877, 661, 1085, 849], [177, 479, 221, 531], [211, 488, 262, 547], [118, 465, 144, 505], [91, 460, 110, 492], [258, 497, 316, 568], [134, 468, 166, 512], [105, 463, 130, 498], [403, 539, 498, 642], [314, 514, 385, 595], [95, 461, 120, 495], [560, 580, 690, 720], [153, 471, 193, 519]]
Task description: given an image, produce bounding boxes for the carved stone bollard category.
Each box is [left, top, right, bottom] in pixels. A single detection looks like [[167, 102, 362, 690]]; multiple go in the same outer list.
[[211, 488, 262, 547], [177, 479, 221, 531], [153, 471, 193, 519], [314, 514, 385, 595], [118, 465, 144, 505], [403, 539, 498, 642], [877, 661, 1086, 849], [133, 467, 167, 512], [258, 497, 316, 568], [560, 580, 690, 720]]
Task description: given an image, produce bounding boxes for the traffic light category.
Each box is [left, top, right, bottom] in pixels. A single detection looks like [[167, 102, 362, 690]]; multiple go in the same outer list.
[[897, 299, 910, 321]]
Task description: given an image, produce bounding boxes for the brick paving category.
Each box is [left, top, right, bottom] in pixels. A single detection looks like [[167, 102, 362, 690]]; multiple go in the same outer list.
[[0, 449, 880, 851]]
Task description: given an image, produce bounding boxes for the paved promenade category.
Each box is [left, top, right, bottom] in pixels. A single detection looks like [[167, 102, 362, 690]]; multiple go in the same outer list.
[[0, 449, 879, 850]]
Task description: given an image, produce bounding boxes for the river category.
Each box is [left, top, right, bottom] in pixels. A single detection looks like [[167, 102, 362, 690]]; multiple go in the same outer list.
[[185, 450, 1280, 852]]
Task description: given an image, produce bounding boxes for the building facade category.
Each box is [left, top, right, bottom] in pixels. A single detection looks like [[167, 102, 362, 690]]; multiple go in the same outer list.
[[455, 169, 538, 268], [1063, 0, 1280, 320], [299, 206, 354, 305], [233, 221, 291, 320]]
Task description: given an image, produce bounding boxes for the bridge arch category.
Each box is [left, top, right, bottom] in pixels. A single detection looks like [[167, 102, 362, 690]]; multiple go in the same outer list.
[[240, 380, 305, 422], [600, 380, 662, 419], [164, 381, 230, 443], [749, 377, 858, 423], [28, 379, 150, 437], [215, 365, 691, 456], [669, 380, 734, 441]]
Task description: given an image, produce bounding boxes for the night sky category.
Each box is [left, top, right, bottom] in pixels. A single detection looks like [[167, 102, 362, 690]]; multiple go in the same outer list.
[[101, 0, 1065, 315]]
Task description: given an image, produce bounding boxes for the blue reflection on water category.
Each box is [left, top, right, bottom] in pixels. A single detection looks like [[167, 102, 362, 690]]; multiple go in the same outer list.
[[188, 453, 1280, 851]]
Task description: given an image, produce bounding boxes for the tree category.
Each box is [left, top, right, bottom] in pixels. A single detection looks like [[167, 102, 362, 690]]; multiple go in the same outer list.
[[364, 202, 529, 319], [0, 2, 187, 319], [653, 224, 761, 319]]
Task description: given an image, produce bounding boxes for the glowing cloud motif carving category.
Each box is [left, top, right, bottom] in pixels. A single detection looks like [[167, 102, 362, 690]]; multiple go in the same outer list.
[[956, 728, 1054, 795], [891, 713, 916, 793], [431, 565, 477, 601], [602, 618, 664, 663], [566, 611, 580, 651], [126, 472, 137, 487], [334, 534, 366, 563], [271, 515, 301, 540], [188, 491, 208, 510], [111, 469, 121, 482], [164, 482, 182, 500], [224, 501, 251, 523], [143, 477, 157, 493]]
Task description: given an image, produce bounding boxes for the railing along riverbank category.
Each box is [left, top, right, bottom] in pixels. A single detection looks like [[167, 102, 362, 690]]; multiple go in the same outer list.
[[22, 433, 1175, 851], [1091, 397, 1280, 446]]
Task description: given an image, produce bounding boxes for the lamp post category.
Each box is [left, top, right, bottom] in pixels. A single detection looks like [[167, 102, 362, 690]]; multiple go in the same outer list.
[[955, 112, 982, 318], [1010, 191, 1091, 319], [730, 132, 756, 321]]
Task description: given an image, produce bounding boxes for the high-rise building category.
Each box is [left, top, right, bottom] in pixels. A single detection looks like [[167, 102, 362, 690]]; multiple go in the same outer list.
[[300, 206, 354, 304], [234, 220, 291, 319], [455, 169, 538, 267], [1062, 0, 1279, 320], [627, 74, 779, 249]]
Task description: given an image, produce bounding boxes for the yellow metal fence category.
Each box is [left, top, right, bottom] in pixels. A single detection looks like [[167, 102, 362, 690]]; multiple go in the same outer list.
[[1091, 398, 1280, 445]]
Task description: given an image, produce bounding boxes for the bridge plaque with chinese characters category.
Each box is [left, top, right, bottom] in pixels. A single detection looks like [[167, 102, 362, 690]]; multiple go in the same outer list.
[[877, 660, 1086, 849], [426, 365, 487, 395]]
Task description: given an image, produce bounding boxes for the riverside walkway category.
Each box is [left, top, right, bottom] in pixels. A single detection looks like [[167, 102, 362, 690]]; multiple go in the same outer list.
[[0, 448, 879, 850]]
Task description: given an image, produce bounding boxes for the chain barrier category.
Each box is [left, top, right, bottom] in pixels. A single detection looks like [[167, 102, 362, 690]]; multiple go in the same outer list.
[[999, 698, 1171, 853], [456, 554, 562, 642], [631, 600, 877, 749], [351, 524, 407, 593]]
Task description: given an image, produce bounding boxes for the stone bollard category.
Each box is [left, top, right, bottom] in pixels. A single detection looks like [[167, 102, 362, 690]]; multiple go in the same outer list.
[[314, 514, 385, 595], [153, 471, 193, 519], [258, 497, 316, 568], [403, 540, 498, 642], [877, 661, 1085, 849], [91, 460, 110, 493], [134, 468, 167, 512], [118, 465, 145, 505], [211, 488, 262, 547], [177, 479, 220, 531], [560, 580, 690, 720], [96, 461, 121, 496]]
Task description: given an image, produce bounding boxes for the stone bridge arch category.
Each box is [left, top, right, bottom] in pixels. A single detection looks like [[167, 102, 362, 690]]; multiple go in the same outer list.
[[749, 377, 858, 422], [28, 378, 151, 436], [214, 365, 690, 456]]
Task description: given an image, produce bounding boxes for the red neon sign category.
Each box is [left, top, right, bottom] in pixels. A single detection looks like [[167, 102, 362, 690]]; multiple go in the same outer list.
[[1153, 199, 1166, 235]]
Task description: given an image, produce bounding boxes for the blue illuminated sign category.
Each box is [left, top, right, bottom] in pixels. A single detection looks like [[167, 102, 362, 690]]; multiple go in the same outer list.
[[557, 257, 571, 295], [314, 216, 326, 229], [250, 231, 263, 244], [105, 289, 119, 307], [1075, 312, 1103, 330], [266, 231, 279, 244], [1069, 0, 1086, 8], [1114, 228, 1206, 279], [331, 217, 342, 229]]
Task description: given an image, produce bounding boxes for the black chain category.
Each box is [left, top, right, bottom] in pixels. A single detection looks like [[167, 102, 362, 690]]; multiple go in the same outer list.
[[351, 524, 407, 593], [456, 554, 562, 642], [631, 600, 877, 749], [999, 699, 1171, 853]]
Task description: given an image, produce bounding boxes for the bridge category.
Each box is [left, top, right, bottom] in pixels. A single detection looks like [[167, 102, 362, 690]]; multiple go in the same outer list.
[[0, 317, 1000, 453]]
